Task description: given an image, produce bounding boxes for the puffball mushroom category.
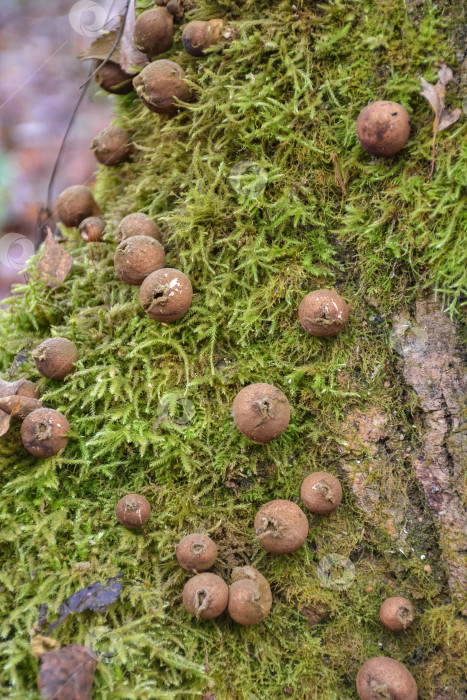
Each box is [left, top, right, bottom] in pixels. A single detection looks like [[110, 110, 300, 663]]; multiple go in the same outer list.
[[21, 408, 70, 457], [356, 101, 411, 157], [133, 60, 191, 116], [379, 597, 414, 631], [114, 235, 165, 285], [94, 61, 134, 95], [298, 289, 348, 337], [232, 383, 290, 443], [133, 8, 174, 58], [79, 216, 105, 242], [301, 471, 343, 514], [228, 566, 272, 625], [139, 267, 193, 322], [254, 499, 309, 554], [32, 337, 79, 380], [182, 19, 224, 57], [176, 533, 218, 572], [115, 494, 151, 529], [356, 657, 418, 700], [91, 126, 131, 166], [114, 213, 162, 243], [182, 573, 229, 619], [56, 185, 100, 228]]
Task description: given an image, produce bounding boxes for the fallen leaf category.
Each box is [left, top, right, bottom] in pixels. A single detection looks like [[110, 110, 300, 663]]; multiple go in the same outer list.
[[42, 574, 123, 633], [119, 0, 149, 74], [420, 62, 463, 177], [0, 412, 11, 437], [37, 644, 97, 700], [78, 29, 122, 64], [37, 229, 73, 288]]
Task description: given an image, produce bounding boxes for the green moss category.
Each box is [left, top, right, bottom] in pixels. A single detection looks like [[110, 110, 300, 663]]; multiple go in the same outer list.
[[0, 0, 466, 698]]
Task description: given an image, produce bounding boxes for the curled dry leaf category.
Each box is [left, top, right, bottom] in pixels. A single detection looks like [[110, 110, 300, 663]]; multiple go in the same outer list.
[[420, 62, 463, 177], [40, 573, 123, 633], [37, 644, 97, 700], [37, 229, 73, 288], [119, 0, 149, 74]]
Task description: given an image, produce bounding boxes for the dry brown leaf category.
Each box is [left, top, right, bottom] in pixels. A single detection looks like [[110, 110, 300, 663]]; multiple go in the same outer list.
[[119, 0, 149, 74], [37, 644, 97, 700], [420, 63, 463, 178], [37, 229, 73, 288], [78, 29, 122, 64]]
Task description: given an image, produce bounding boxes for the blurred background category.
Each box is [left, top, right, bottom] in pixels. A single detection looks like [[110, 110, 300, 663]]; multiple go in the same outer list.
[[0, 0, 116, 298]]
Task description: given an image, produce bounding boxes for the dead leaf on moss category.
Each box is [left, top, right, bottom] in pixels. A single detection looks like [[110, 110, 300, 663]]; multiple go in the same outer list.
[[420, 63, 462, 177], [37, 644, 97, 700], [78, 29, 122, 64], [41, 573, 123, 633], [37, 229, 73, 288], [0, 395, 42, 419], [120, 0, 148, 74]]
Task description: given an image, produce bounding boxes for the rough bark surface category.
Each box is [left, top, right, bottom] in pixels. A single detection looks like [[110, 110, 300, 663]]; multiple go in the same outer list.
[[392, 296, 467, 603]]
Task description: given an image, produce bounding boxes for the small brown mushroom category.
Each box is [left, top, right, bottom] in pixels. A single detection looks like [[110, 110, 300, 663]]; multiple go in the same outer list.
[[232, 383, 290, 443], [133, 8, 174, 58], [175, 533, 218, 572], [228, 566, 272, 625], [182, 19, 224, 57], [301, 471, 343, 514], [21, 408, 70, 457], [115, 494, 151, 529], [379, 597, 414, 631], [32, 337, 79, 380], [114, 213, 162, 243], [94, 61, 134, 95], [114, 235, 165, 285], [133, 60, 191, 116], [298, 289, 348, 337], [91, 126, 131, 166], [56, 186, 100, 228], [139, 267, 193, 322], [182, 573, 229, 619], [356, 101, 411, 157], [254, 500, 309, 554], [79, 216, 106, 242], [356, 657, 417, 700]]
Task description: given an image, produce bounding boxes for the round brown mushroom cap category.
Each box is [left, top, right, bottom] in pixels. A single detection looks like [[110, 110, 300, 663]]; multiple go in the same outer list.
[[133, 60, 191, 115], [114, 235, 165, 285], [182, 573, 229, 619], [21, 408, 70, 457], [133, 8, 174, 58], [115, 494, 151, 529], [228, 579, 271, 626], [298, 289, 348, 337], [254, 499, 309, 554], [182, 19, 224, 57], [301, 471, 343, 514], [232, 383, 290, 443], [91, 126, 131, 166], [356, 101, 411, 157], [56, 185, 100, 228], [356, 657, 418, 700], [229, 566, 272, 625], [16, 380, 39, 399], [139, 267, 193, 322], [94, 60, 134, 95], [379, 597, 414, 631], [79, 217, 105, 242], [175, 534, 218, 572], [32, 337, 79, 380], [115, 213, 162, 243]]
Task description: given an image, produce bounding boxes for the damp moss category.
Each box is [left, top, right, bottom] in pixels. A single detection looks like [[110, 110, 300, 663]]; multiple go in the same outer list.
[[0, 0, 466, 698]]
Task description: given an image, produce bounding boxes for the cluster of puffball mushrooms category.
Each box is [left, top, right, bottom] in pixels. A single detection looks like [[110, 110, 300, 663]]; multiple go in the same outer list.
[[10, 5, 421, 698]]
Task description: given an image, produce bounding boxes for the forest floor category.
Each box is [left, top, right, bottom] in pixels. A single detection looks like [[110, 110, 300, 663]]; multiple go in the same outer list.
[[0, 1, 466, 699]]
